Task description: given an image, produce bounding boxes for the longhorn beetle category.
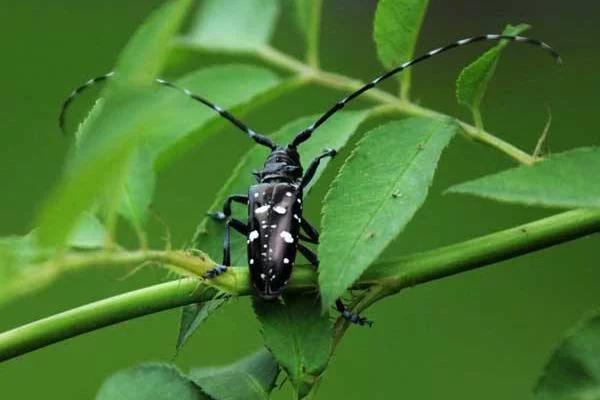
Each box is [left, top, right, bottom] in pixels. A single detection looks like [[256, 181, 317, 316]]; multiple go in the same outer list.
[[60, 34, 561, 326]]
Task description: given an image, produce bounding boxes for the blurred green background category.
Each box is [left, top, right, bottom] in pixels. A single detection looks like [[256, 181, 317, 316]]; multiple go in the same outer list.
[[1, 0, 599, 398]]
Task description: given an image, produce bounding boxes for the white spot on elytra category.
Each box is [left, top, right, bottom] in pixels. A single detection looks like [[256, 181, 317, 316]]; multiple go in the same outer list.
[[283, 258, 290, 264], [255, 205, 270, 214], [271, 224, 277, 229], [263, 244, 268, 248], [254, 193, 259, 198], [297, 198, 302, 204], [280, 231, 294, 243], [260, 273, 266, 280], [293, 214, 300, 221], [270, 275, 276, 281], [250, 259, 254, 265], [285, 192, 292, 197], [249, 230, 259, 242], [268, 268, 273, 273], [273, 205, 286, 215]]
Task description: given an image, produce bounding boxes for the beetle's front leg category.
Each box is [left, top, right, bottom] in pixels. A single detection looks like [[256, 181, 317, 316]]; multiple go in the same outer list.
[[208, 194, 248, 221], [203, 218, 248, 279], [299, 148, 337, 190]]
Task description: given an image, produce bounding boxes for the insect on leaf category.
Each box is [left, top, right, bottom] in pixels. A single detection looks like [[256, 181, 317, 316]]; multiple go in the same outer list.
[[456, 23, 530, 127], [319, 117, 458, 310], [193, 111, 369, 267], [185, 0, 279, 50], [96, 363, 207, 400], [253, 294, 332, 398], [535, 310, 600, 400], [190, 348, 279, 400], [35, 0, 192, 249], [447, 147, 600, 209], [176, 291, 229, 353], [373, 0, 430, 98]]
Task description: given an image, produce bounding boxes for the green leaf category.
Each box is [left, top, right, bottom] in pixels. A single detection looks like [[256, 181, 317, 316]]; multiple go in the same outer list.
[[290, 0, 323, 65], [456, 23, 530, 127], [68, 213, 107, 249], [535, 310, 600, 400], [193, 111, 369, 265], [35, 0, 191, 248], [253, 295, 332, 398], [112, 0, 193, 90], [319, 117, 458, 309], [190, 348, 279, 400], [96, 363, 207, 400], [117, 146, 155, 228], [447, 147, 600, 209], [177, 291, 229, 353], [373, 0, 429, 97], [185, 0, 279, 50]]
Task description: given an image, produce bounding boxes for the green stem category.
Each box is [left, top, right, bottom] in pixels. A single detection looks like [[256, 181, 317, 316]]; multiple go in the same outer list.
[[174, 41, 536, 164], [253, 46, 536, 165], [2, 208, 598, 363], [306, 0, 322, 69]]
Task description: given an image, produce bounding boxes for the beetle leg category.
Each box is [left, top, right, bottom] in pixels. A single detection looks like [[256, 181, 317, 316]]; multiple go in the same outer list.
[[208, 194, 248, 221], [298, 243, 319, 269], [335, 299, 373, 327], [299, 218, 319, 244], [299, 148, 337, 190], [203, 218, 248, 279]]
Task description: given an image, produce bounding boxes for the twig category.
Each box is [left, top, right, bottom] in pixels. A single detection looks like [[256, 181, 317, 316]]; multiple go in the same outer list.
[[2, 208, 598, 363]]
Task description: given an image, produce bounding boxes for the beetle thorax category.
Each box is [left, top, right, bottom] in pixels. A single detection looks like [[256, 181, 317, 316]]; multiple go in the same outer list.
[[253, 146, 303, 183]]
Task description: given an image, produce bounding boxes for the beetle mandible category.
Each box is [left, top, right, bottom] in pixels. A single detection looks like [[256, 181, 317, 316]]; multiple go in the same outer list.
[[60, 34, 561, 326]]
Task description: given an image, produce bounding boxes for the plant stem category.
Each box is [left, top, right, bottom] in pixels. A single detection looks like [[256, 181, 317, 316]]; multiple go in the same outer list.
[[253, 46, 537, 165], [174, 41, 537, 164], [2, 208, 598, 363], [305, 0, 323, 69]]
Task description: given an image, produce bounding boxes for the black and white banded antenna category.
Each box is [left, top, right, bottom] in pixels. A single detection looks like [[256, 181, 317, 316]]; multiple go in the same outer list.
[[290, 34, 562, 147], [59, 74, 276, 150]]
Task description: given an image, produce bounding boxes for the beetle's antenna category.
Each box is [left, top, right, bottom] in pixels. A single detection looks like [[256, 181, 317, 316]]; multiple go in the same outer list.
[[59, 72, 114, 135], [156, 78, 276, 150], [59, 74, 277, 150], [290, 34, 562, 147]]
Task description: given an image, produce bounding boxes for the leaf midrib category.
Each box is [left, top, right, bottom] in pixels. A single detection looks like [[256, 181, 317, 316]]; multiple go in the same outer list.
[[327, 128, 437, 292]]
